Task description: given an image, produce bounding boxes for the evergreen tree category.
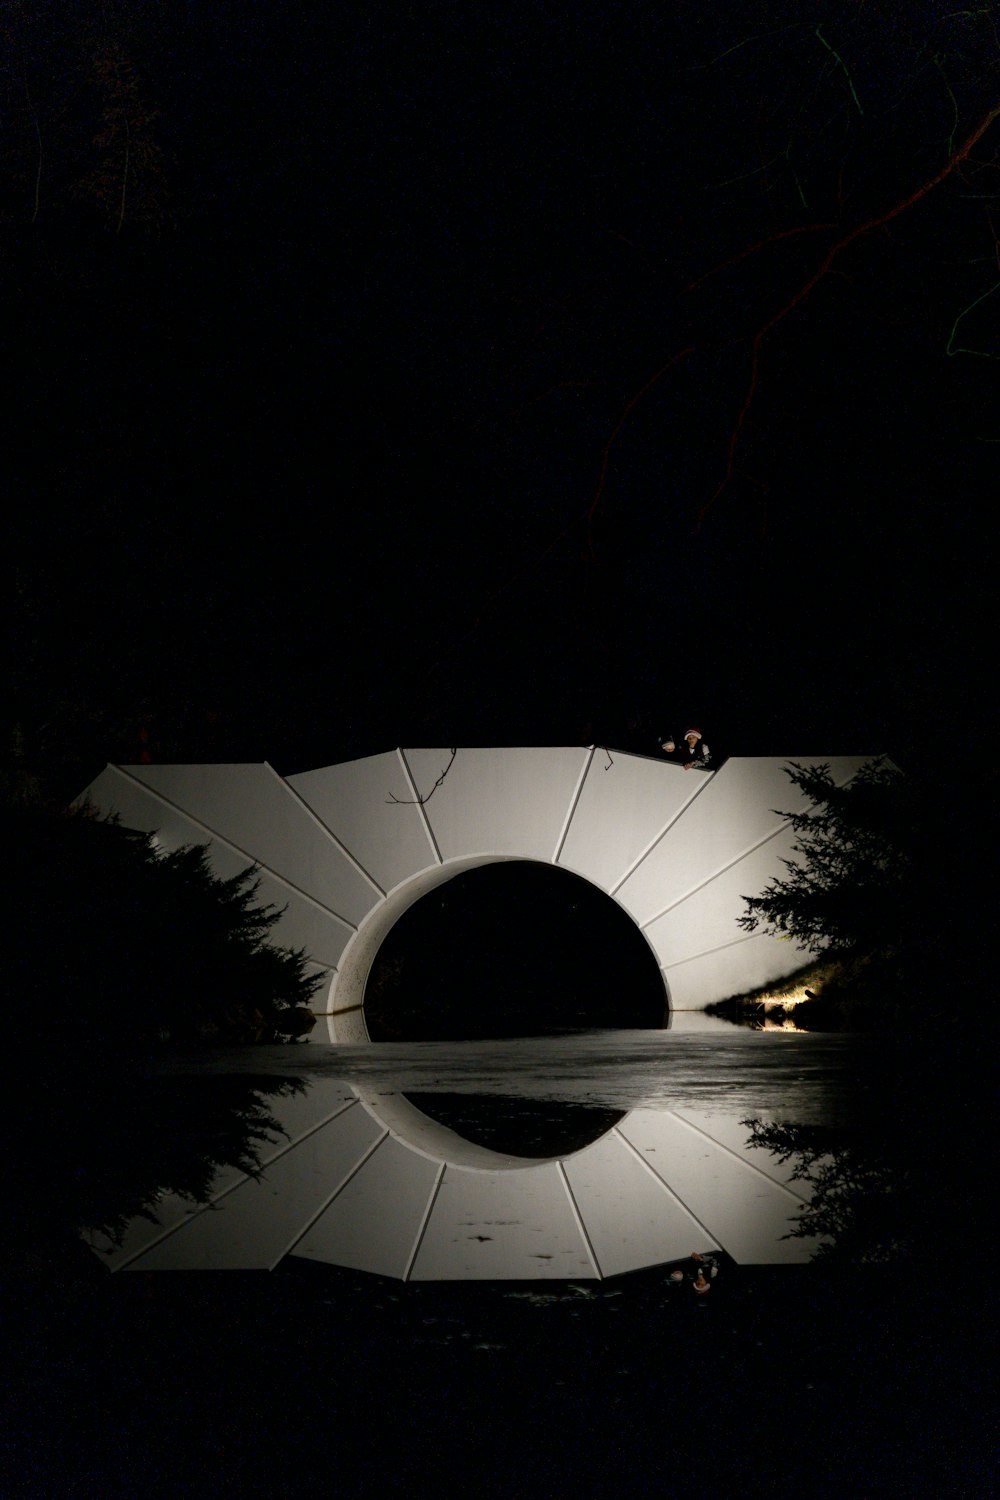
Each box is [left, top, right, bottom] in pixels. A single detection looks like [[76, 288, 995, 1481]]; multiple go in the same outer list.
[[73, 40, 169, 233], [8, 803, 320, 1049], [4, 804, 320, 1256], [738, 760, 909, 962], [738, 759, 990, 1015]]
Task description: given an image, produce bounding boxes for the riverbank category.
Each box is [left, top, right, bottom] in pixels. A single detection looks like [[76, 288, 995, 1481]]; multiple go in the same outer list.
[[4, 1249, 991, 1499], [704, 958, 903, 1032]]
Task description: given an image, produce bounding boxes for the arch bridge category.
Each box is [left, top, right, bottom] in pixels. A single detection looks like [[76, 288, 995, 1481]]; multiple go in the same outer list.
[[79, 747, 874, 1280]]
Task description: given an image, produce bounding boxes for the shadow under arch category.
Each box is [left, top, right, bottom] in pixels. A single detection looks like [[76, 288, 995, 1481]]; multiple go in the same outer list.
[[326, 855, 672, 1044]]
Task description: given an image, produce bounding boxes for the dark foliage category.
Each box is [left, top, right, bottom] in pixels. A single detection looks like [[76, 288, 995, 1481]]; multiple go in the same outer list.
[[4, 804, 317, 1251], [742, 1117, 918, 1265], [738, 760, 993, 1014], [743, 1048, 992, 1266], [7, 802, 320, 1049], [739, 761, 906, 955]]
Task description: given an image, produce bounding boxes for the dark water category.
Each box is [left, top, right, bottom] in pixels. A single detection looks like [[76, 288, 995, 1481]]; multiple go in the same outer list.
[[12, 1026, 989, 1500], [156, 1028, 879, 1126]]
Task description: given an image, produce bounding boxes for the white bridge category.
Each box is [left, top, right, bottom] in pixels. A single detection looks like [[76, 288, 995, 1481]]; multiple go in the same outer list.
[[80, 747, 874, 1280]]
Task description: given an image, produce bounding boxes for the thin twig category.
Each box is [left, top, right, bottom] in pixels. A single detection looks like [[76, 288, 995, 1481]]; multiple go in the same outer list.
[[387, 748, 458, 805]]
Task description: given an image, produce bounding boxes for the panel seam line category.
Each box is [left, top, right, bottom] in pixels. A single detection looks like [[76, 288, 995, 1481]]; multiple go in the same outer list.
[[552, 747, 596, 865], [108, 766, 360, 932], [266, 762, 386, 896]]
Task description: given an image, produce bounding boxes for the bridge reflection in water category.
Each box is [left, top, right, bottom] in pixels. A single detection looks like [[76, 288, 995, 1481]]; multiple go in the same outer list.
[[86, 1023, 872, 1280]]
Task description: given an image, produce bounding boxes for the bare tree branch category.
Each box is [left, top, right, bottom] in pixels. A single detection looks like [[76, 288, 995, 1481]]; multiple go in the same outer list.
[[387, 748, 458, 805]]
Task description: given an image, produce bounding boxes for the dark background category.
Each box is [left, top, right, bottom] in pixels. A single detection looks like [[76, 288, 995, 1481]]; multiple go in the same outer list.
[[7, 0, 998, 794], [5, 12, 996, 1492]]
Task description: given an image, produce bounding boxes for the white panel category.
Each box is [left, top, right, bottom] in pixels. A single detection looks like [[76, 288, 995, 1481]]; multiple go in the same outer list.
[[557, 750, 704, 892], [663, 932, 805, 1010], [89, 1082, 360, 1270], [408, 747, 591, 863], [644, 825, 800, 965], [672, 1111, 811, 1197], [78, 767, 354, 970], [293, 1135, 440, 1277], [616, 756, 874, 927], [126, 1104, 386, 1270], [288, 752, 438, 894], [119, 763, 380, 928], [410, 1163, 596, 1280], [563, 1131, 718, 1277], [80, 766, 251, 873], [619, 1111, 823, 1263]]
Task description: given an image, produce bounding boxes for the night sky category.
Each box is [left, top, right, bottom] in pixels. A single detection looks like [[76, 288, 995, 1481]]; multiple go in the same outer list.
[[8, 1, 999, 790]]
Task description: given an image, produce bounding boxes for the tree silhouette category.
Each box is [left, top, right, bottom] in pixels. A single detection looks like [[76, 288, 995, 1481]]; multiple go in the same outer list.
[[4, 804, 318, 1257], [738, 760, 993, 1017], [72, 40, 169, 233], [739, 760, 909, 961], [742, 1117, 918, 1265]]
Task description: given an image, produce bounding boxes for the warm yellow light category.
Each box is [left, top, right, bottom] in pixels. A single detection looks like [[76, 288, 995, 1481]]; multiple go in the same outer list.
[[760, 990, 807, 1007]]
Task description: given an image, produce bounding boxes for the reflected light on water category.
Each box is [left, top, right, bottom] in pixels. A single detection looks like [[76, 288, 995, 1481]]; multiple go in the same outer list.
[[86, 1027, 882, 1281], [157, 1028, 872, 1123]]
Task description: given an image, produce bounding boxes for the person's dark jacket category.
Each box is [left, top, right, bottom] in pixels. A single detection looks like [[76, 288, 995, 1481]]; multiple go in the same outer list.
[[660, 735, 712, 770]]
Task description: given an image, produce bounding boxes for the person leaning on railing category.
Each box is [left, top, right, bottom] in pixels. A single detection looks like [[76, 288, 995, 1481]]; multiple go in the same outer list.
[[659, 728, 712, 770]]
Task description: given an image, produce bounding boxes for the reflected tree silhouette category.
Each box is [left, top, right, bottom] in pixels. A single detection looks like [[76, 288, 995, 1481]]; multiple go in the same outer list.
[[743, 1117, 919, 1265]]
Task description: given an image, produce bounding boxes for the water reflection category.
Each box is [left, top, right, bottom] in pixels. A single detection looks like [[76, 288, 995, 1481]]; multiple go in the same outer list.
[[397, 1094, 627, 1159], [85, 1027, 883, 1280], [159, 1028, 875, 1123], [741, 1117, 917, 1265]]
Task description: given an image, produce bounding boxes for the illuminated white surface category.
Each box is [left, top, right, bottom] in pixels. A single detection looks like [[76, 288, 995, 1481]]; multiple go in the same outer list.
[[84, 1092, 819, 1276], [78, 746, 877, 1278]]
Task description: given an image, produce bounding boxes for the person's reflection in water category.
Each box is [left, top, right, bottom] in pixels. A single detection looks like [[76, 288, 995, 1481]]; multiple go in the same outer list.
[[692, 1269, 711, 1303]]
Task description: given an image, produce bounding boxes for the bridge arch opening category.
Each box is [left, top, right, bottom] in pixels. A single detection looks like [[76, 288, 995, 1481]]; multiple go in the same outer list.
[[328, 859, 668, 1163], [363, 859, 667, 1041]]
